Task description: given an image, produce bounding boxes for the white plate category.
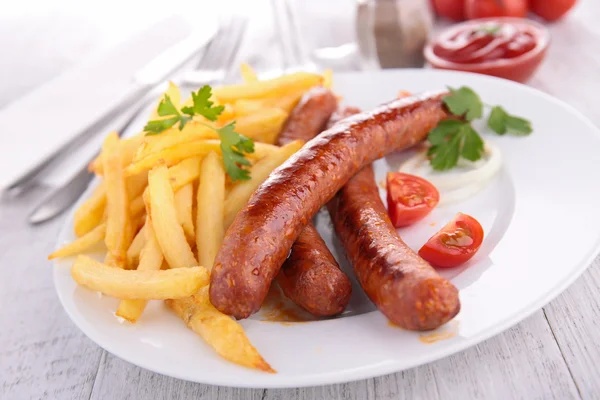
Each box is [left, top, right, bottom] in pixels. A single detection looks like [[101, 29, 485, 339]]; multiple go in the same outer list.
[[53, 69, 600, 388]]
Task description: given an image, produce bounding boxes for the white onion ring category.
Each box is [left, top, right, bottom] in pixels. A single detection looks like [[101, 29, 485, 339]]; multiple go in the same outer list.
[[399, 142, 502, 205]]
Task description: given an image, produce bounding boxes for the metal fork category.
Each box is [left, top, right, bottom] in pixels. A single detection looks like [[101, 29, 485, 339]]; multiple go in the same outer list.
[[28, 16, 248, 225]]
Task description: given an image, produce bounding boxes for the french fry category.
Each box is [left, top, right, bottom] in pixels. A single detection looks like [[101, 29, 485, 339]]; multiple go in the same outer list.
[[240, 63, 258, 83], [48, 224, 106, 260], [134, 121, 218, 162], [196, 152, 225, 270], [148, 166, 197, 269], [125, 140, 280, 176], [126, 224, 147, 267], [90, 135, 144, 175], [166, 287, 274, 373], [126, 171, 148, 200], [323, 68, 333, 89], [213, 72, 323, 103], [102, 132, 134, 268], [174, 183, 195, 245], [116, 219, 164, 322], [224, 140, 303, 228], [234, 108, 288, 144], [167, 157, 202, 192], [71, 255, 208, 299], [129, 194, 146, 218], [73, 183, 106, 237], [262, 93, 303, 114], [232, 99, 264, 116]]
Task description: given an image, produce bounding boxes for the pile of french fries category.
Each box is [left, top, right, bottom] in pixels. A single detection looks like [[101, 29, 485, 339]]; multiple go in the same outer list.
[[49, 65, 332, 373]]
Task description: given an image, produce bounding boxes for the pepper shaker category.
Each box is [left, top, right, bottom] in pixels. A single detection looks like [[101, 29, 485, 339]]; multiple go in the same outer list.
[[356, 0, 433, 69]]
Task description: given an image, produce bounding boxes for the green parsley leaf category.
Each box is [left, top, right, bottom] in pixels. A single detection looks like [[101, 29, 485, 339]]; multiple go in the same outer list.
[[488, 106, 508, 135], [428, 121, 485, 170], [181, 85, 225, 121], [157, 95, 180, 117], [444, 86, 483, 121], [143, 116, 180, 135], [478, 25, 501, 35], [461, 124, 484, 161], [487, 106, 532, 136], [217, 122, 255, 181]]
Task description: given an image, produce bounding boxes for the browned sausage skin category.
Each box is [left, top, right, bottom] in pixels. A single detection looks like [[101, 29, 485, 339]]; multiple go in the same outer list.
[[277, 222, 351, 316], [210, 91, 451, 319], [274, 89, 352, 317], [277, 87, 338, 145], [327, 165, 460, 331]]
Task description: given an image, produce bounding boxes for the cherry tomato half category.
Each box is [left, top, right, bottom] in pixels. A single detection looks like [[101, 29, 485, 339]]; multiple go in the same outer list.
[[386, 172, 439, 228], [419, 213, 484, 268]]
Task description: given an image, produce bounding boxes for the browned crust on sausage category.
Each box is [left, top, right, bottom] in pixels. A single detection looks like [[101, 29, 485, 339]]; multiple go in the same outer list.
[[277, 87, 338, 145], [327, 165, 460, 331], [276, 222, 352, 316], [273, 89, 352, 316], [210, 91, 451, 319]]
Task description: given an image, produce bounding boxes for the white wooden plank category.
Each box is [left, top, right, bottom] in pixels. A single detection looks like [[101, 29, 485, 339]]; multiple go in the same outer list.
[[543, 259, 600, 399], [0, 187, 104, 400]]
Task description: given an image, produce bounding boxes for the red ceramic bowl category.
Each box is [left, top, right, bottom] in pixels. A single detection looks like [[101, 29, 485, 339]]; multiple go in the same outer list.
[[424, 18, 550, 83]]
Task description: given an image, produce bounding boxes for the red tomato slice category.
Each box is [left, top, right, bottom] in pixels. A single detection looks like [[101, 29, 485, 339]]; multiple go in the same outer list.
[[386, 172, 439, 228], [419, 213, 484, 268]]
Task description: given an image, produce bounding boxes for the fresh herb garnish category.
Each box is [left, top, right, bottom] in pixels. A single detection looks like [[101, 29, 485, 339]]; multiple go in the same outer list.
[[478, 25, 501, 35], [144, 85, 254, 181], [427, 86, 532, 171]]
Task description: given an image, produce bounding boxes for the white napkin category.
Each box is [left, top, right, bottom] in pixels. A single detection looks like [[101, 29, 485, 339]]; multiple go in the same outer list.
[[0, 13, 216, 189]]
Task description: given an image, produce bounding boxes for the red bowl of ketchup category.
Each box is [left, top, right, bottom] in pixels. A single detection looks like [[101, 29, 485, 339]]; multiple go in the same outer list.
[[424, 18, 550, 83]]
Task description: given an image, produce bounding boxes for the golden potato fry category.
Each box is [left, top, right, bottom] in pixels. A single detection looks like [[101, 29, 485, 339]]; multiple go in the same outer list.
[[90, 135, 144, 175], [102, 132, 134, 268], [149, 81, 181, 120], [224, 140, 303, 228], [129, 194, 146, 218], [213, 72, 323, 103], [261, 93, 303, 114], [116, 219, 164, 322], [196, 152, 225, 270], [232, 99, 264, 116], [126, 224, 147, 267], [166, 286, 274, 373], [234, 108, 288, 144], [148, 166, 197, 269], [174, 183, 195, 245], [71, 255, 208, 299], [134, 121, 218, 162], [125, 140, 280, 176], [167, 157, 202, 192], [323, 69, 333, 89], [240, 63, 258, 83], [73, 183, 106, 237], [48, 223, 106, 260], [126, 171, 148, 200]]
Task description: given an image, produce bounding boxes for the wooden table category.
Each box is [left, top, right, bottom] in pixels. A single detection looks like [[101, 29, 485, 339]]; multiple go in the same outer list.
[[2, 1, 599, 399]]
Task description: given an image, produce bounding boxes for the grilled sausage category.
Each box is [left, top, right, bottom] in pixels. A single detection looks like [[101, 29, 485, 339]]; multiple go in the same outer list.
[[275, 89, 352, 316], [277, 87, 338, 145], [327, 165, 460, 331], [210, 91, 451, 319]]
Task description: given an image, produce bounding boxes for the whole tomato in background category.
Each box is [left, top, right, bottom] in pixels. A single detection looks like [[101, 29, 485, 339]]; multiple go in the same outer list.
[[465, 0, 528, 19], [530, 0, 578, 21], [431, 0, 465, 21]]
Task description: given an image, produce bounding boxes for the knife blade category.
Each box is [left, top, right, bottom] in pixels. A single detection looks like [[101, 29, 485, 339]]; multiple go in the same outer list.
[[7, 28, 212, 196]]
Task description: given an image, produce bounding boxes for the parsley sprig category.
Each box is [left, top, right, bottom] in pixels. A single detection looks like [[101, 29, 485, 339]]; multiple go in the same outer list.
[[427, 86, 532, 170], [143, 85, 254, 181]]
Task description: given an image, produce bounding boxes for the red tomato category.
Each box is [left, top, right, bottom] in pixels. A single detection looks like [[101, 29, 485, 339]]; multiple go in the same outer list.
[[419, 213, 484, 268], [465, 0, 528, 19], [530, 0, 577, 21], [431, 0, 466, 21], [386, 173, 439, 228]]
